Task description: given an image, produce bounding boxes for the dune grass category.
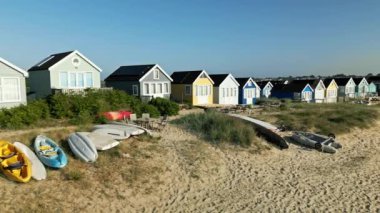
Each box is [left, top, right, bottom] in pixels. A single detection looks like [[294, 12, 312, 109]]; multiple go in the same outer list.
[[172, 111, 266, 149], [255, 103, 379, 135]]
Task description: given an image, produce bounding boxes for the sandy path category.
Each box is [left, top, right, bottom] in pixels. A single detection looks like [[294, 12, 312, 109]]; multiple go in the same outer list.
[[152, 122, 380, 212], [0, 111, 379, 212]]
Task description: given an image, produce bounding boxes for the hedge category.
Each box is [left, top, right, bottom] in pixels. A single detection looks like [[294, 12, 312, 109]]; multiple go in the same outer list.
[[0, 89, 176, 129]]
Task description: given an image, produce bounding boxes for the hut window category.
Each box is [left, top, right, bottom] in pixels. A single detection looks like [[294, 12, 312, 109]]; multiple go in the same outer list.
[[0, 77, 21, 102], [144, 83, 149, 95], [152, 84, 157, 94], [154, 69, 159, 79], [77, 73, 84, 87], [164, 83, 169, 93], [158, 83, 163, 93], [60, 72, 68, 88], [85, 73, 93, 87], [185, 85, 191, 95], [132, 85, 138, 96], [69, 73, 76, 88]]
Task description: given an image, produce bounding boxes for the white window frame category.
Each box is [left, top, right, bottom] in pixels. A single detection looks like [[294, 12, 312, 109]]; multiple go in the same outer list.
[[144, 83, 150, 95], [154, 69, 159, 79], [59, 71, 94, 89], [59, 72, 69, 88], [0, 77, 22, 103], [158, 83, 163, 94], [152, 83, 157, 94], [132, 85, 139, 96], [164, 83, 169, 93]]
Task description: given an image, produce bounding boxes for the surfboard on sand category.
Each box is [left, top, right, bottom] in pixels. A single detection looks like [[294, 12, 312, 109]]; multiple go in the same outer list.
[[13, 142, 47, 181]]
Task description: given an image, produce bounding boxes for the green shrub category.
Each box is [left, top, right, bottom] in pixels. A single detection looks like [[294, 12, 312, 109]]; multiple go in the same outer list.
[[140, 103, 160, 118], [0, 100, 50, 129], [149, 98, 180, 116], [0, 89, 164, 129], [172, 111, 262, 147]]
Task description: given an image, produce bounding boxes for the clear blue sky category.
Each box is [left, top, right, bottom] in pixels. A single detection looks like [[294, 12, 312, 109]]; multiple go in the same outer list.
[[1, 0, 379, 79]]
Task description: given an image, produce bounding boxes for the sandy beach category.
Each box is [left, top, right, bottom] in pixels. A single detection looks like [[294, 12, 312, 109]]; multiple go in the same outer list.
[[0, 109, 379, 212]]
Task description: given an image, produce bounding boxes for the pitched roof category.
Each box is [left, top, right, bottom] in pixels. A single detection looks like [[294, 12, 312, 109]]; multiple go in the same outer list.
[[28, 51, 73, 71], [209, 74, 229, 86], [0, 57, 28, 77], [256, 81, 270, 89], [28, 50, 102, 72], [171, 70, 204, 84], [235, 78, 250, 87], [323, 78, 334, 86], [105, 64, 156, 81], [273, 79, 316, 92], [332, 77, 352, 86], [352, 77, 365, 85]]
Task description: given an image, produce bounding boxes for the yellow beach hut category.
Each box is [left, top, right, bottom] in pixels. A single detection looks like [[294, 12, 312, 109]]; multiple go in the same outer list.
[[170, 70, 214, 105], [323, 78, 339, 103]]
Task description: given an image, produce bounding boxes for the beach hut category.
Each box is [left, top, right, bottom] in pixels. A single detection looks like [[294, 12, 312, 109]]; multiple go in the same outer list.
[[235, 78, 260, 105], [256, 81, 273, 98], [334, 77, 356, 101], [271, 80, 316, 102], [368, 82, 377, 96], [170, 70, 214, 105], [353, 77, 369, 98], [0, 57, 28, 108], [367, 76, 380, 95], [209, 74, 240, 105], [28, 50, 102, 98], [312, 79, 326, 103], [105, 64, 172, 102], [323, 78, 339, 103]]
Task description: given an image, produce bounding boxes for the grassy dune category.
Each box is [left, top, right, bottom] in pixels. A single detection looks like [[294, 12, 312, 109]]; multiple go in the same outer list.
[[172, 111, 267, 150], [255, 102, 379, 135]]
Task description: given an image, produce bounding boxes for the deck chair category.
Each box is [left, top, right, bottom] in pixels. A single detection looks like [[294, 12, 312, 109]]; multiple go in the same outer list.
[[141, 113, 151, 129], [128, 113, 137, 124], [157, 115, 169, 131]]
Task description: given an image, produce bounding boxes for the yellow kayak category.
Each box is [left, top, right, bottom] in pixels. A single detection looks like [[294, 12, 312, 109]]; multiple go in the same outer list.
[[0, 141, 32, 183]]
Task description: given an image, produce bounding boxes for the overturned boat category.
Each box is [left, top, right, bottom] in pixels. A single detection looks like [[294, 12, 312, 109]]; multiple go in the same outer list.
[[291, 131, 342, 153], [228, 114, 288, 149]]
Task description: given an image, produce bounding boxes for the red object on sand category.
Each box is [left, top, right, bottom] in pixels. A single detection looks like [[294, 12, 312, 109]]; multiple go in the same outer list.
[[103, 110, 132, 121]]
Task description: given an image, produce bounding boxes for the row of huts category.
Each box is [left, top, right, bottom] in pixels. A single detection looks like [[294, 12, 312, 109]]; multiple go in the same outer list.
[[1, 50, 379, 108]]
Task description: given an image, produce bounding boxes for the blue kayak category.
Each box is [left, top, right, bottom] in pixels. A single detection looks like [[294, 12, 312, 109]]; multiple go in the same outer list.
[[34, 135, 68, 169]]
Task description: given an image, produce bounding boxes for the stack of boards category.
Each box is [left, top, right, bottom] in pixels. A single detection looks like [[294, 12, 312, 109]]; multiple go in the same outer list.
[[68, 123, 146, 163], [0, 123, 146, 183]]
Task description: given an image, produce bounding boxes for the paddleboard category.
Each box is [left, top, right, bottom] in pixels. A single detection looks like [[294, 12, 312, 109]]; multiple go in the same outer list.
[[68, 132, 98, 162], [14, 142, 47, 181], [82, 132, 120, 151]]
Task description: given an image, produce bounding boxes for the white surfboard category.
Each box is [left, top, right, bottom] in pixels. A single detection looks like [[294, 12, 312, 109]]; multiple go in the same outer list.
[[81, 132, 120, 151], [13, 142, 47, 181]]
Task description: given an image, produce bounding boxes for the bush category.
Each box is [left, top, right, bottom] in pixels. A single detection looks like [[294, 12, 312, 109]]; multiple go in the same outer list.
[[0, 89, 164, 129], [0, 100, 50, 129], [140, 103, 160, 118], [172, 111, 262, 147], [149, 98, 180, 116]]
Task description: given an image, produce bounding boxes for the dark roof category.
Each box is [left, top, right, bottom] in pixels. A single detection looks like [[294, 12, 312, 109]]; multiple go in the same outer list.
[[235, 78, 251, 87], [171, 70, 203, 84], [28, 51, 73, 71], [273, 79, 317, 92], [367, 76, 380, 83], [332, 77, 351, 86], [256, 81, 270, 89], [352, 77, 364, 85], [323, 78, 334, 86], [105, 64, 156, 81], [209, 74, 229, 86]]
